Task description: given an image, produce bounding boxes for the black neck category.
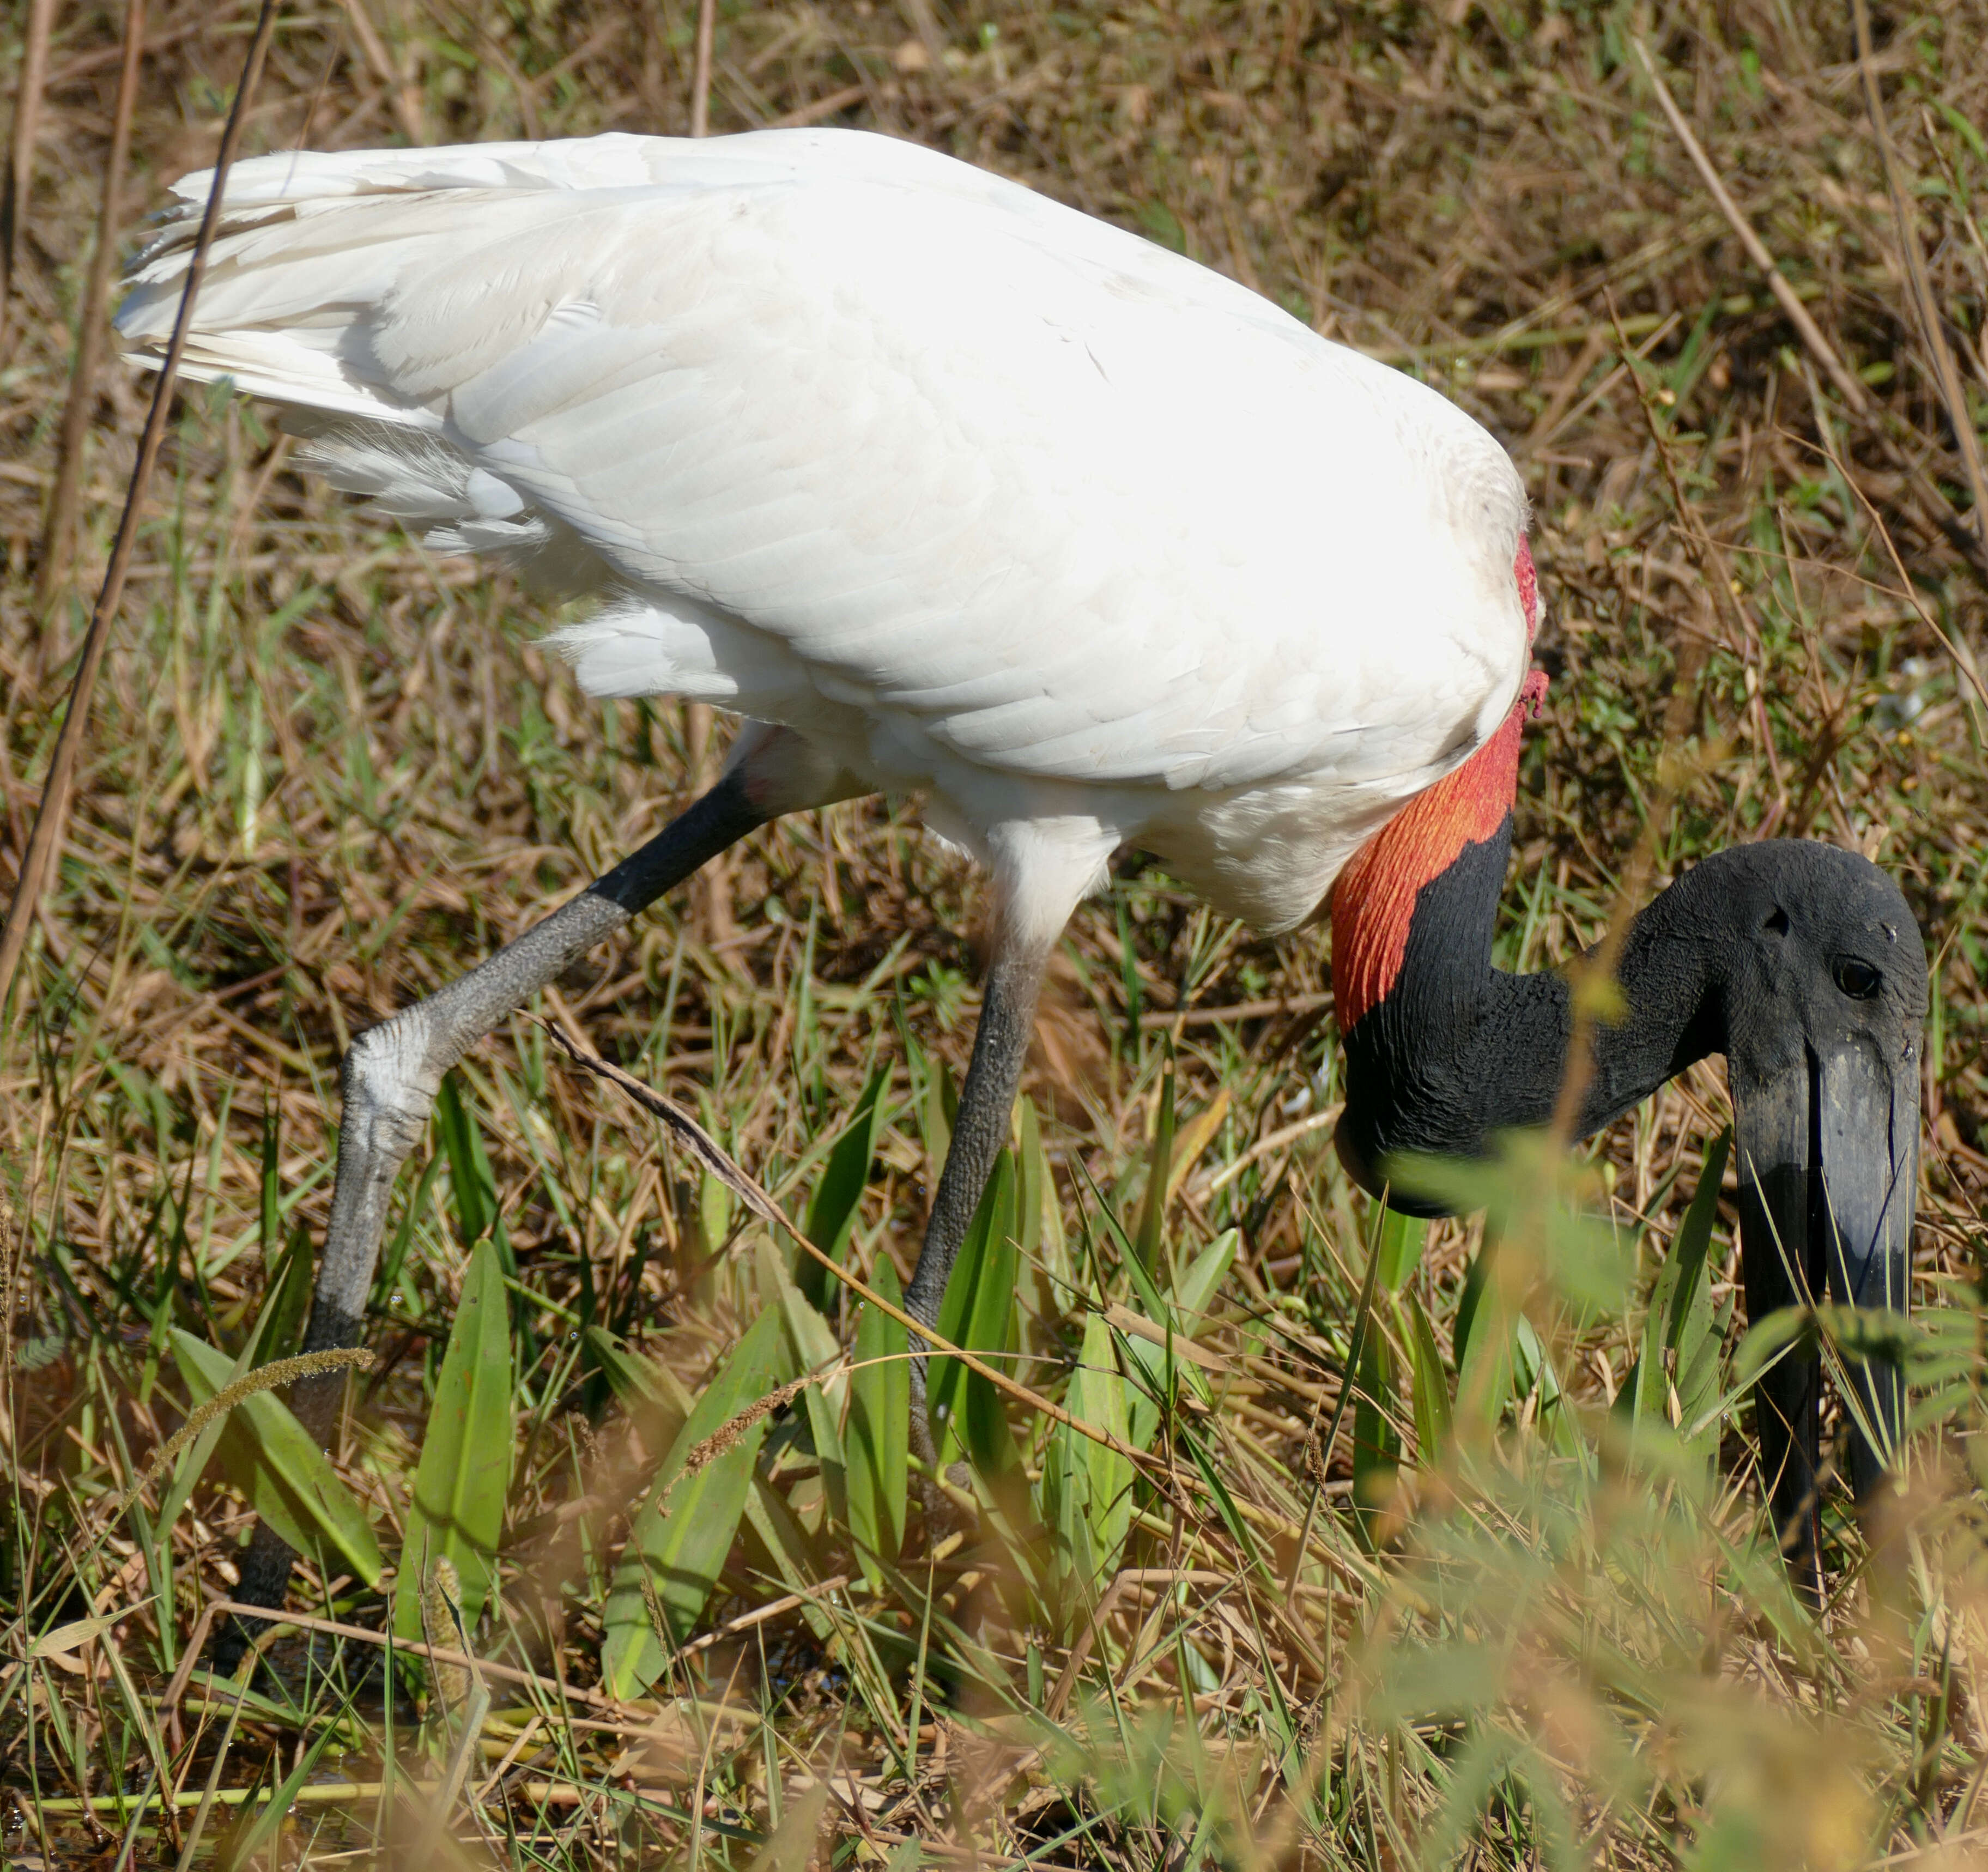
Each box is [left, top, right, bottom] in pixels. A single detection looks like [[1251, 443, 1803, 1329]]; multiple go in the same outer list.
[[1337, 815, 1725, 1193]]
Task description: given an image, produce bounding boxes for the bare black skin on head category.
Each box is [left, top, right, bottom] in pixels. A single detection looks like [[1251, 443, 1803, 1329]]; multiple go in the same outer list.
[[1337, 818, 1928, 1588]]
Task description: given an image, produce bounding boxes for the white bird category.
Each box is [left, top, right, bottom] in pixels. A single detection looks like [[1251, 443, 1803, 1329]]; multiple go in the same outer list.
[[122, 128, 1921, 1605]]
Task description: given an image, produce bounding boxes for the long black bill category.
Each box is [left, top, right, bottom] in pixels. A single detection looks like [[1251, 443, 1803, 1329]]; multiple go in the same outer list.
[[1734, 1035, 1918, 1591]]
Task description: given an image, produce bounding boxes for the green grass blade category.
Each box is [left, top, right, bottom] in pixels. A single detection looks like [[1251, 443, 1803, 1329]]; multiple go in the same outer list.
[[392, 1239, 514, 1640], [1374, 1209, 1429, 1294], [927, 1149, 1018, 1474], [1405, 1289, 1454, 1466], [847, 1256, 908, 1588], [1173, 1228, 1238, 1328], [1353, 1315, 1401, 1550], [1455, 1230, 1518, 1440], [1665, 1126, 1731, 1460], [796, 1064, 889, 1308], [1046, 1311, 1133, 1605], [215, 1716, 336, 1871], [154, 1241, 304, 1539], [1133, 1044, 1175, 1276], [433, 1071, 494, 1250]]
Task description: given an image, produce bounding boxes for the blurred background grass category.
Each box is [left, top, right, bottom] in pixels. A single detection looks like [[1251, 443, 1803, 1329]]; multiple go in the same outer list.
[[3, 0, 1988, 1864]]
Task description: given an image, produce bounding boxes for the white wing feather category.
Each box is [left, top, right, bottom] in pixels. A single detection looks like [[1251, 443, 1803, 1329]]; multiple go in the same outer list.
[[119, 129, 1528, 851]]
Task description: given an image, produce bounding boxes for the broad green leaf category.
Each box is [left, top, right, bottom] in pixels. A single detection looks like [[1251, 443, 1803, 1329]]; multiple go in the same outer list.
[[1019, 1095, 1071, 1308], [1044, 1312, 1132, 1606], [392, 1240, 514, 1640], [927, 1151, 1017, 1474], [1352, 1316, 1401, 1551], [1405, 1290, 1453, 1465], [767, 1245, 848, 1532], [1512, 1315, 1579, 1457], [155, 1239, 304, 1540], [1391, 1136, 1630, 1317], [1455, 1232, 1518, 1440], [742, 1479, 841, 1651], [171, 1332, 384, 1587], [254, 1216, 316, 1368], [602, 1308, 791, 1697], [910, 1037, 955, 1183], [1662, 1126, 1729, 1459], [797, 1065, 890, 1308], [847, 1257, 908, 1587], [1374, 1209, 1429, 1294], [1173, 1229, 1238, 1330]]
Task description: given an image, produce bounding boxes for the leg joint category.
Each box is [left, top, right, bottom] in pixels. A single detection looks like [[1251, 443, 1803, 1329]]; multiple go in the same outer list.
[[343, 1013, 444, 1144]]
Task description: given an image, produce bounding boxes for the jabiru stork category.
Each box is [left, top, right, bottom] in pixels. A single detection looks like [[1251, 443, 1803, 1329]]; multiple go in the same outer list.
[[118, 129, 1924, 1609]]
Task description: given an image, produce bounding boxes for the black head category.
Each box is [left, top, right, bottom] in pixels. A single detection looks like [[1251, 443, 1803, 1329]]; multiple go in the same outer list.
[[1686, 840, 1927, 1105], [1680, 840, 1926, 1561]]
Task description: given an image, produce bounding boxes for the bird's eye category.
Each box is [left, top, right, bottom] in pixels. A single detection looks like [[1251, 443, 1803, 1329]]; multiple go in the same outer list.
[[1834, 958, 1882, 1000]]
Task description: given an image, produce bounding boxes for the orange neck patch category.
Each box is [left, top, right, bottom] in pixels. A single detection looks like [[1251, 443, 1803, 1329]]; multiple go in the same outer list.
[[1331, 671, 1545, 1031]]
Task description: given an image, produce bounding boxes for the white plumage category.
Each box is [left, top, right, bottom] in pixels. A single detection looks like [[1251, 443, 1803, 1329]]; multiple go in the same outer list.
[[118, 128, 1532, 947]]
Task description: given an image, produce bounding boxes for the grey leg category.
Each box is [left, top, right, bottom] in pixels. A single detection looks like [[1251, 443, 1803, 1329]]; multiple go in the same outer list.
[[902, 933, 1052, 1463], [226, 771, 769, 1638]]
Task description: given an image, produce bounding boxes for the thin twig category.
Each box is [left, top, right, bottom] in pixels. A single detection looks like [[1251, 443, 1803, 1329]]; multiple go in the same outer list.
[[338, 0, 425, 145], [37, 0, 147, 616], [0, 0, 284, 1026], [200, 1600, 651, 1715], [1851, 0, 1988, 580], [1633, 38, 1871, 417]]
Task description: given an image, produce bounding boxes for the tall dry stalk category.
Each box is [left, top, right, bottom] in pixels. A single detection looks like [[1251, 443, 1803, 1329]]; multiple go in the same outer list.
[[1851, 0, 1988, 584], [0, 0, 59, 362], [690, 0, 717, 138], [0, 0, 283, 1025], [35, 0, 148, 626], [683, 1, 732, 944]]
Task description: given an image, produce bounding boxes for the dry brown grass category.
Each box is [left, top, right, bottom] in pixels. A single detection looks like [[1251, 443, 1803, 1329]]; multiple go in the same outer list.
[[3, 0, 1988, 1865]]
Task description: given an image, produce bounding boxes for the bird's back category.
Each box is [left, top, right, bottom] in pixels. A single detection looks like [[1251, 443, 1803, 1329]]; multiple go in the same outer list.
[[120, 129, 1534, 918]]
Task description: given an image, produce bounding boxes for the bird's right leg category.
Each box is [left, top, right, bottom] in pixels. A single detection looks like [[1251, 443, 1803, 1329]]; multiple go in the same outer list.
[[228, 726, 854, 1638], [900, 817, 1117, 1469]]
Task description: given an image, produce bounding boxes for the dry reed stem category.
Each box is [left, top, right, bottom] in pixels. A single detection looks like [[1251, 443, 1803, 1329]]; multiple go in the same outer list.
[[1851, 0, 1988, 583], [35, 0, 147, 616], [690, 0, 717, 140], [338, 0, 425, 146], [0, 0, 283, 1022], [1633, 39, 1870, 418], [0, 0, 58, 352]]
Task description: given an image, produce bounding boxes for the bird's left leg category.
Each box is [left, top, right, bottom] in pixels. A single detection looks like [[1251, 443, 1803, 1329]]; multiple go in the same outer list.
[[226, 723, 859, 1641], [901, 819, 1115, 1459]]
